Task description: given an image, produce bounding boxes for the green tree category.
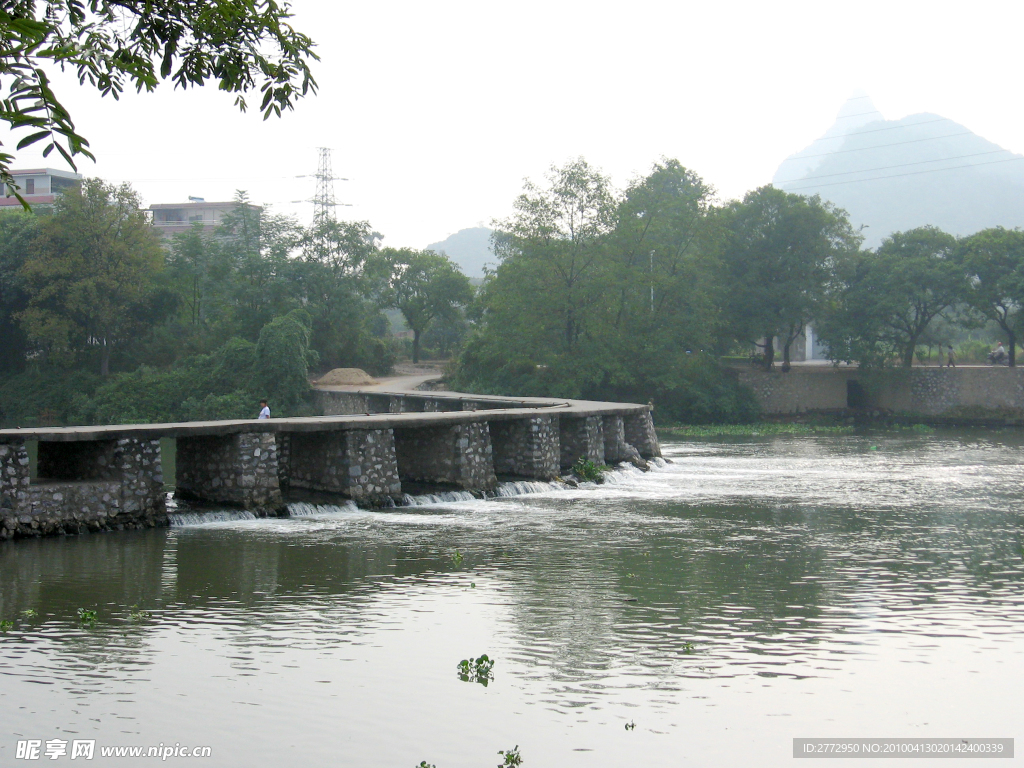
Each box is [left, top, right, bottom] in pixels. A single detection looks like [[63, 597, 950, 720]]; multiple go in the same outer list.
[[298, 218, 392, 370], [0, 210, 38, 372], [1, 0, 317, 200], [605, 159, 722, 390], [253, 308, 317, 413], [383, 248, 473, 363], [720, 186, 860, 370], [166, 222, 226, 330], [960, 226, 1024, 366], [495, 158, 617, 356], [19, 178, 166, 375], [820, 226, 964, 368], [216, 191, 304, 340]]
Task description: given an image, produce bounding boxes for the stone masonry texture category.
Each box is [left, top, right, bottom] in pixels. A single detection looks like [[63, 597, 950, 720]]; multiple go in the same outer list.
[[559, 415, 606, 469], [176, 433, 283, 515], [0, 437, 165, 540], [394, 422, 497, 490], [491, 415, 560, 480], [624, 410, 661, 458], [285, 429, 401, 505]]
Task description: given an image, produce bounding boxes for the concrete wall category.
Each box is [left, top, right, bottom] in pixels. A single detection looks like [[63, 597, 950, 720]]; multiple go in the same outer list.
[[738, 366, 1024, 419]]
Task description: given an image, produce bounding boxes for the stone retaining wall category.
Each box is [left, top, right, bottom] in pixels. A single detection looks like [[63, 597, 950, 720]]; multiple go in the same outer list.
[[737, 365, 1024, 419]]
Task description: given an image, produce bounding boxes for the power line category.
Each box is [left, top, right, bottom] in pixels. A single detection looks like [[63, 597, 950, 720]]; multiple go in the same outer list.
[[783, 154, 1024, 192], [833, 108, 886, 120], [775, 149, 1009, 185], [819, 116, 948, 137], [787, 129, 975, 162]]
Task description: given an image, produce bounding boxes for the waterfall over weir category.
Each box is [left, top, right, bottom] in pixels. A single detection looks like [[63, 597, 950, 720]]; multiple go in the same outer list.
[[169, 510, 258, 527], [165, 462, 664, 526]]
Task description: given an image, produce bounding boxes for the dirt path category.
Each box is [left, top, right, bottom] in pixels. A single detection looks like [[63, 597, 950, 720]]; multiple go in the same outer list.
[[314, 363, 445, 393]]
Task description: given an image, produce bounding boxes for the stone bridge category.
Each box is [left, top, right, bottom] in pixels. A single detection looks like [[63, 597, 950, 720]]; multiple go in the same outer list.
[[0, 390, 660, 539]]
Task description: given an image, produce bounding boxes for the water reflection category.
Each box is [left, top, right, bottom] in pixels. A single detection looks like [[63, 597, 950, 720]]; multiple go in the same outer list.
[[1, 431, 1023, 767]]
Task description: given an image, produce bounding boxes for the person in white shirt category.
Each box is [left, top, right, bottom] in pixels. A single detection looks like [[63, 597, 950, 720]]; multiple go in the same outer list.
[[258, 399, 270, 419]]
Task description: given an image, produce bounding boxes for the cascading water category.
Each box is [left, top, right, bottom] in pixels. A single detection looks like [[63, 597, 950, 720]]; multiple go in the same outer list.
[[287, 500, 360, 517], [168, 510, 258, 526]]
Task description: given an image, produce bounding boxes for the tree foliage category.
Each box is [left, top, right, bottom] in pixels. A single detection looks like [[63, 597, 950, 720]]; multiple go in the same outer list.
[[452, 158, 757, 421], [719, 186, 861, 369], [383, 247, 473, 363], [818, 226, 964, 367], [19, 177, 166, 375], [960, 226, 1024, 366], [0, 0, 318, 200]]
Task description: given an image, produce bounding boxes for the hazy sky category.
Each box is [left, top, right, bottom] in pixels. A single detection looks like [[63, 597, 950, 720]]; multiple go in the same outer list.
[[5, 0, 1024, 248]]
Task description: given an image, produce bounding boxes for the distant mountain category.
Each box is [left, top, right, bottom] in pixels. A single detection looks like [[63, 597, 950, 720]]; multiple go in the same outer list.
[[426, 227, 494, 278], [773, 94, 1024, 247]]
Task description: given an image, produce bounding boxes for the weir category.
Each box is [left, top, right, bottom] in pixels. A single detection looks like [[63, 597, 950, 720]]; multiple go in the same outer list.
[[0, 390, 660, 539]]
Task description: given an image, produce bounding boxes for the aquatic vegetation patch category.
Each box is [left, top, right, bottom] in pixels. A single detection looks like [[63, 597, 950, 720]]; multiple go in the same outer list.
[[457, 653, 495, 685], [658, 423, 854, 437], [571, 457, 609, 482], [498, 745, 522, 767]]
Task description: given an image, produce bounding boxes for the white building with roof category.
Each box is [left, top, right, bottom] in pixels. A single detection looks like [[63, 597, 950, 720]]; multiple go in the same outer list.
[[1, 168, 82, 209]]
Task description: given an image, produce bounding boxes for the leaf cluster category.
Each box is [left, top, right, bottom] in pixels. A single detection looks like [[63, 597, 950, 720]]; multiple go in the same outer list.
[[1, 0, 318, 199]]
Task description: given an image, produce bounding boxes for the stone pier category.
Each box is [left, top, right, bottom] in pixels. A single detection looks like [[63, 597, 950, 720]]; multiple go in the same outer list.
[[1, 437, 165, 539], [175, 433, 283, 514], [491, 415, 560, 480], [283, 428, 401, 506], [602, 415, 631, 463], [393, 422, 497, 491], [559, 415, 606, 469], [624, 411, 661, 458]]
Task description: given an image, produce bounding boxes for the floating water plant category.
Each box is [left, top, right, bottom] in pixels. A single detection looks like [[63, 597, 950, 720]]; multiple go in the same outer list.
[[21, 609, 36, 618], [0, 620, 13, 631], [416, 762, 435, 768], [625, 720, 636, 731], [450, 549, 464, 567], [497, 745, 522, 767], [127, 605, 148, 622], [457, 653, 495, 685], [77, 608, 98, 625]]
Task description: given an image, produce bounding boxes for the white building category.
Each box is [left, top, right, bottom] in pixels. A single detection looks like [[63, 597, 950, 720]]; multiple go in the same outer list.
[[149, 199, 261, 238], [1, 168, 82, 210]]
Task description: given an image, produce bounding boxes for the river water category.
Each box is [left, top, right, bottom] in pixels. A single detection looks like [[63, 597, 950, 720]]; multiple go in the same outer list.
[[1, 432, 1022, 767]]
